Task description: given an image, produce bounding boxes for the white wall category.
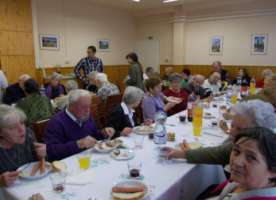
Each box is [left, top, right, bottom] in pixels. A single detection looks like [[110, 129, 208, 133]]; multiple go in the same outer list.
[[185, 15, 276, 66], [34, 0, 136, 67]]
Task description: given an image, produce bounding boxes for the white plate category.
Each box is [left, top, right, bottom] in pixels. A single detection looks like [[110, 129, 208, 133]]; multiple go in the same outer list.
[[94, 141, 121, 153], [112, 180, 148, 200], [111, 149, 135, 161], [133, 126, 154, 135], [167, 96, 182, 104], [17, 161, 52, 180]]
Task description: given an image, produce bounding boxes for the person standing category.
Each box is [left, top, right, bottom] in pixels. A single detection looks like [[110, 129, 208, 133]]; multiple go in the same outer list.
[[0, 69, 8, 103], [125, 52, 144, 90], [74, 46, 103, 88]]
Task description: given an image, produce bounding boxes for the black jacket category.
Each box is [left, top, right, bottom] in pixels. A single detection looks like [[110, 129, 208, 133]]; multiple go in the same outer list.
[[107, 105, 137, 138], [3, 83, 26, 105]]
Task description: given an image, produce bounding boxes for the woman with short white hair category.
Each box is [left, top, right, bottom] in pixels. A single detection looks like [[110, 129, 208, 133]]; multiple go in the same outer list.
[[107, 86, 144, 137], [95, 73, 120, 100], [0, 105, 46, 187]]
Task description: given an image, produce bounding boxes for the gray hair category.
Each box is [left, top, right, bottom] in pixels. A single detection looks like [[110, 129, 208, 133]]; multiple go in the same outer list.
[[95, 73, 108, 83], [88, 71, 98, 79], [232, 100, 276, 130], [169, 73, 182, 82], [68, 89, 91, 105], [0, 105, 26, 129], [123, 86, 144, 105], [18, 74, 31, 82], [262, 69, 273, 79], [50, 72, 63, 80], [66, 80, 78, 92]]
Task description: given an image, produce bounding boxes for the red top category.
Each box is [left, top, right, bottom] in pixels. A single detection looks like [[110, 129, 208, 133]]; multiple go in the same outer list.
[[163, 88, 188, 116], [256, 79, 264, 88]]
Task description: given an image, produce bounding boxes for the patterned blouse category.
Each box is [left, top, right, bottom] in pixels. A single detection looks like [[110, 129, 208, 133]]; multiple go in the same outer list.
[[74, 57, 103, 84]]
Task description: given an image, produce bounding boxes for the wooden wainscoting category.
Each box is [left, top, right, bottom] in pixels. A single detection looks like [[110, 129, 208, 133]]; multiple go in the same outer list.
[[36, 65, 130, 91], [0, 0, 36, 83], [160, 65, 276, 80]]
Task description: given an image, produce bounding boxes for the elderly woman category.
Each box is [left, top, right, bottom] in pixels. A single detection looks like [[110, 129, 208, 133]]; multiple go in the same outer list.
[[95, 73, 120, 100], [86, 71, 98, 93], [245, 74, 276, 108], [163, 73, 188, 116], [0, 105, 46, 187], [45, 72, 66, 99], [142, 77, 178, 121], [167, 100, 276, 165], [162, 66, 174, 88], [203, 72, 222, 95], [185, 74, 209, 98], [201, 127, 276, 199], [107, 86, 144, 138], [16, 79, 53, 127]]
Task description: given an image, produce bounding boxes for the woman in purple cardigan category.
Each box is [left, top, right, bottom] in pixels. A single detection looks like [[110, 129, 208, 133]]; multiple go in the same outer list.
[[45, 72, 66, 99]]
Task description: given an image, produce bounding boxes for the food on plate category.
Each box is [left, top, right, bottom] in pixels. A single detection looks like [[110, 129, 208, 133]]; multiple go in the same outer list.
[[223, 112, 233, 120], [52, 161, 67, 172], [179, 141, 201, 150], [95, 139, 123, 152], [30, 162, 40, 176], [167, 132, 176, 142], [112, 183, 146, 200], [112, 186, 144, 193], [219, 120, 229, 133], [220, 105, 227, 110], [205, 112, 212, 116], [133, 125, 154, 135], [106, 139, 122, 148]]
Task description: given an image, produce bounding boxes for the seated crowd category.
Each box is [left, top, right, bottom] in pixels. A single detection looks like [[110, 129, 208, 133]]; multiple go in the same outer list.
[[0, 57, 276, 200]]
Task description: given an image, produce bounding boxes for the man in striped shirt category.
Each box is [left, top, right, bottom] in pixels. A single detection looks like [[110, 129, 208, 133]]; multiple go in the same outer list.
[[74, 46, 103, 87]]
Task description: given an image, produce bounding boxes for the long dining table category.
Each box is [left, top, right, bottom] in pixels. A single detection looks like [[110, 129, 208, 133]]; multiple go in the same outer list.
[[2, 98, 229, 200]]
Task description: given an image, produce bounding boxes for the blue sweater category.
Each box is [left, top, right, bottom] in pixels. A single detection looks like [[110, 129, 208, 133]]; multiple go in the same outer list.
[[44, 110, 104, 161]]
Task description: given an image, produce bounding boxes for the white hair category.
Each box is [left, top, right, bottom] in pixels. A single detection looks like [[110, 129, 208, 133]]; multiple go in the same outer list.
[[18, 74, 31, 82], [123, 86, 144, 105], [88, 71, 98, 79], [50, 72, 63, 80], [68, 89, 91, 105], [66, 80, 78, 92], [0, 105, 26, 129], [232, 100, 276, 130], [95, 73, 108, 83]]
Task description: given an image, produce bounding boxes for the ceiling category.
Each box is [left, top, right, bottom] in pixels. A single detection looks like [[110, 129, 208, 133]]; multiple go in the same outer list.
[[90, 0, 276, 17]]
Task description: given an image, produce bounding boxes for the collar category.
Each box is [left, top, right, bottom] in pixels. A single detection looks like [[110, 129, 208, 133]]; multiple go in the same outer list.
[[65, 108, 82, 127], [121, 102, 135, 116]]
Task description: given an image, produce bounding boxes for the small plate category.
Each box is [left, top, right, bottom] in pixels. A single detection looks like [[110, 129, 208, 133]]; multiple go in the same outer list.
[[133, 126, 154, 135], [17, 161, 52, 180], [94, 141, 121, 153], [111, 149, 135, 161], [112, 180, 148, 200]]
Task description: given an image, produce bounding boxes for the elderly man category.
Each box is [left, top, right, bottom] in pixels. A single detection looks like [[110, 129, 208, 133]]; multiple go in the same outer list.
[[44, 89, 115, 161], [95, 73, 120, 100], [168, 100, 276, 164], [184, 74, 208, 98], [203, 72, 222, 94], [2, 74, 31, 105], [212, 61, 228, 82]]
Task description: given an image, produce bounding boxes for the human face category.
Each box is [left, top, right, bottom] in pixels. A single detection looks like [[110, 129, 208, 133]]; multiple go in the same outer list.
[[193, 77, 203, 88], [170, 80, 181, 92], [229, 115, 252, 140], [0, 120, 26, 146], [127, 57, 134, 64], [212, 62, 221, 72], [238, 69, 245, 77], [69, 96, 91, 122], [51, 79, 59, 87], [87, 49, 95, 58], [230, 138, 276, 189], [149, 84, 162, 96]]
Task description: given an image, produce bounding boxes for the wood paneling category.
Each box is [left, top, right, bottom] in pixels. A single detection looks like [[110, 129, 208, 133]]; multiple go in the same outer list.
[[0, 0, 35, 83], [160, 65, 276, 81]]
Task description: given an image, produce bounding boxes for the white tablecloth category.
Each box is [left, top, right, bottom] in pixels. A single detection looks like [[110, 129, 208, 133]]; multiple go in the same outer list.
[[3, 99, 229, 200]]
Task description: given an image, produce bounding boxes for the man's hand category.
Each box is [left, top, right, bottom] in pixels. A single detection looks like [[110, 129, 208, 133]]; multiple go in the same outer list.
[[77, 136, 97, 149], [33, 142, 47, 160], [0, 171, 19, 187], [121, 127, 133, 136], [102, 127, 115, 138]]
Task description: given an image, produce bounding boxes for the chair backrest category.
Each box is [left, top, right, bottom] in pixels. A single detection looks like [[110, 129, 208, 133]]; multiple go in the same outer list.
[[32, 119, 50, 142], [91, 95, 107, 128], [105, 94, 122, 113]]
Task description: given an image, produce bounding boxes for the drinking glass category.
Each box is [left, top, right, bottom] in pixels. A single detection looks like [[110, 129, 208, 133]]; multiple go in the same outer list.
[[78, 152, 91, 170], [49, 172, 66, 193]]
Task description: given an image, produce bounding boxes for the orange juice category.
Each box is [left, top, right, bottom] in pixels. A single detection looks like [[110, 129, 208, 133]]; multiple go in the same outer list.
[[78, 155, 90, 170], [193, 105, 203, 137]]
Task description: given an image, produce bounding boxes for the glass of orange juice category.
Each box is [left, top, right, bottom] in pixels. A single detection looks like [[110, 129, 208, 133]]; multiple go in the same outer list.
[[78, 152, 91, 170], [193, 105, 203, 137], [230, 94, 238, 104]]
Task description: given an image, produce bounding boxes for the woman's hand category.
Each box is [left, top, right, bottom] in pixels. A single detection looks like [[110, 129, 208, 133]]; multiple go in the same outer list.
[[34, 142, 47, 160], [121, 127, 133, 136], [0, 171, 19, 187], [102, 127, 115, 138]]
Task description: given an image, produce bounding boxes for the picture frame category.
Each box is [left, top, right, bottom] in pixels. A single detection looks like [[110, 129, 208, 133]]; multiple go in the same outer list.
[[97, 39, 110, 51], [39, 34, 60, 50], [251, 34, 268, 55], [209, 36, 223, 55]]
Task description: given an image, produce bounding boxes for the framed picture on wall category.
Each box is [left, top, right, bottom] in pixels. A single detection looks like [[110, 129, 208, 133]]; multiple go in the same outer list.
[[251, 34, 268, 55], [39, 34, 60, 50], [97, 39, 110, 51], [209, 36, 223, 55]]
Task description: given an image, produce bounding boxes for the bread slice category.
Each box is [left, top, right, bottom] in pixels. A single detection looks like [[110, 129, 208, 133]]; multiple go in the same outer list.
[[112, 191, 145, 200], [52, 161, 67, 172]]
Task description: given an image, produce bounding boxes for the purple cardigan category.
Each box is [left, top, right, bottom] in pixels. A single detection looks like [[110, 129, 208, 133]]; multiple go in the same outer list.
[[44, 111, 104, 161]]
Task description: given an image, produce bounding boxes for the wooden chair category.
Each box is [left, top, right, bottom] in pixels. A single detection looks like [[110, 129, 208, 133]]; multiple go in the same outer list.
[[105, 94, 122, 113], [32, 119, 50, 142], [91, 95, 107, 128]]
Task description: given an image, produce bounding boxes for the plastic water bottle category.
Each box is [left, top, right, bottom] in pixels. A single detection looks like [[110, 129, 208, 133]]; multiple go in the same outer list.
[[154, 112, 167, 145]]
